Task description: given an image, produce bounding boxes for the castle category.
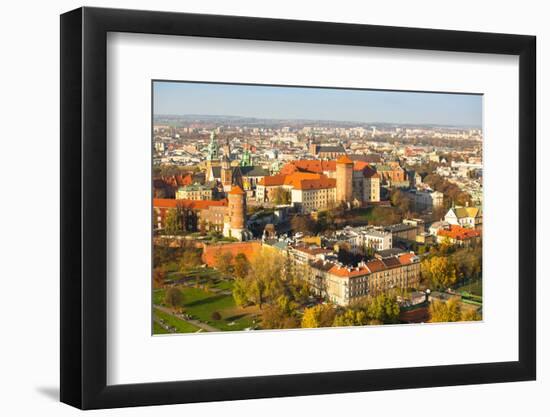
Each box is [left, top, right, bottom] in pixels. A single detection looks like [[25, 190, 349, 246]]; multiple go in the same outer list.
[[257, 155, 380, 213]]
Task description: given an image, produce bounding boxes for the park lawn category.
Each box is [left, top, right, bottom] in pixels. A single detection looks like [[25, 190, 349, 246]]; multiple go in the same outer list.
[[153, 308, 201, 334], [455, 279, 483, 297], [350, 207, 374, 221], [153, 321, 170, 334], [211, 279, 234, 291], [154, 285, 259, 331], [180, 286, 257, 331]]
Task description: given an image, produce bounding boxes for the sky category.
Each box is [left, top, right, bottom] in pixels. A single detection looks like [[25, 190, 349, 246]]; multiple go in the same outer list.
[[153, 81, 482, 127]]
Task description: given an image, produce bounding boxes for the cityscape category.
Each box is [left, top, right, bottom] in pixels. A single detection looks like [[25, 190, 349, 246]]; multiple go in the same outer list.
[[152, 81, 483, 334]]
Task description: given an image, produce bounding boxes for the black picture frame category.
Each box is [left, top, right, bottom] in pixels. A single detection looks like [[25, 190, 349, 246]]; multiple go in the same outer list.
[[60, 6, 536, 410]]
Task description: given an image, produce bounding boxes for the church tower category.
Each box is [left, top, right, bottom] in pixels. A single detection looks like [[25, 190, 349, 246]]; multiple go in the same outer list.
[[336, 154, 353, 203], [206, 131, 220, 178], [221, 154, 233, 192]]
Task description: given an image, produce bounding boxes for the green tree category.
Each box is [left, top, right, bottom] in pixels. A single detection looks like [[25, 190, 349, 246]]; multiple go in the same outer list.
[[164, 209, 182, 235], [366, 294, 400, 324], [232, 277, 249, 307], [164, 287, 183, 308]]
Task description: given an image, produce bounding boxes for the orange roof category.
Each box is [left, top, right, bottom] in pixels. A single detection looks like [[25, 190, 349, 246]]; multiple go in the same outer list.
[[329, 264, 371, 278], [353, 161, 370, 171], [365, 259, 386, 273], [258, 174, 286, 186], [153, 198, 227, 210], [228, 185, 245, 195], [398, 253, 417, 265], [336, 155, 353, 164], [293, 177, 336, 190], [280, 160, 336, 175], [437, 224, 481, 240]]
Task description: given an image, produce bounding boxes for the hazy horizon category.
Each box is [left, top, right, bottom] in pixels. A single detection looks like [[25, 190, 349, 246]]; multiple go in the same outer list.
[[153, 81, 483, 128]]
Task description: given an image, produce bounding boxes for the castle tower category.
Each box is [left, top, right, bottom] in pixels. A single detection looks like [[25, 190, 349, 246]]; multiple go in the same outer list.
[[336, 154, 353, 203], [223, 185, 250, 241], [221, 154, 233, 192]]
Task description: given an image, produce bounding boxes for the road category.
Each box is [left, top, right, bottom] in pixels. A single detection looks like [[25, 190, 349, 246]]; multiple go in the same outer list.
[[153, 304, 221, 332]]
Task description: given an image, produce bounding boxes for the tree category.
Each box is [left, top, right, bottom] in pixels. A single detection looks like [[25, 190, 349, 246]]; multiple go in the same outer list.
[[429, 297, 462, 322], [232, 277, 249, 307], [333, 309, 369, 327], [180, 247, 202, 271], [164, 287, 183, 308], [291, 215, 316, 235], [301, 304, 337, 328], [421, 256, 457, 289], [391, 189, 412, 213], [214, 251, 233, 275], [461, 308, 482, 322], [365, 294, 400, 324], [261, 304, 299, 329], [233, 253, 250, 280], [272, 187, 291, 205], [153, 267, 166, 289], [164, 208, 184, 235]]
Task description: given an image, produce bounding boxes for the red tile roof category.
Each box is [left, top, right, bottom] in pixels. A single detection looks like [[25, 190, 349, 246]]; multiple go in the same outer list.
[[365, 259, 386, 273], [293, 177, 336, 190], [280, 160, 336, 175], [258, 174, 287, 186], [328, 264, 371, 278], [437, 224, 481, 240]]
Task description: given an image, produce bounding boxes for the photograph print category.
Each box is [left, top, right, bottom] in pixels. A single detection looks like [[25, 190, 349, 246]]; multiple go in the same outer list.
[[152, 81, 483, 335]]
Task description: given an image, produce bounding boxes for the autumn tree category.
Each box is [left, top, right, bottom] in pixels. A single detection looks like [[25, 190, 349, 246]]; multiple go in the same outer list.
[[164, 287, 183, 308], [391, 189, 412, 213], [333, 309, 369, 327], [214, 251, 233, 275], [301, 304, 337, 328], [233, 253, 250, 280], [180, 247, 203, 271], [291, 215, 316, 235], [272, 187, 291, 205], [461, 308, 482, 322], [422, 256, 458, 289], [153, 267, 166, 289], [429, 297, 462, 322], [261, 304, 300, 329]]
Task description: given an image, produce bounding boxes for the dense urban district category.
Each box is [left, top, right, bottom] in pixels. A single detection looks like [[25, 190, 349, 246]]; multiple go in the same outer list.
[[152, 116, 483, 334]]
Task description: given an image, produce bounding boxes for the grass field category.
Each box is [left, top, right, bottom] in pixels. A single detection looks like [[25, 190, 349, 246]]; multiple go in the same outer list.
[[153, 285, 258, 332], [153, 320, 170, 334], [455, 279, 483, 296], [153, 307, 201, 334]]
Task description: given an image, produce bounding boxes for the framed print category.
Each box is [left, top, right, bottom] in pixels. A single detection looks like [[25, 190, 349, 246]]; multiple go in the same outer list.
[[60, 6, 536, 410]]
